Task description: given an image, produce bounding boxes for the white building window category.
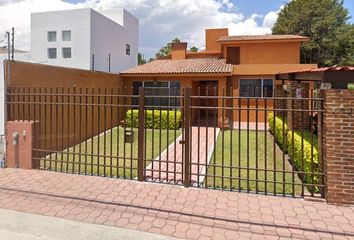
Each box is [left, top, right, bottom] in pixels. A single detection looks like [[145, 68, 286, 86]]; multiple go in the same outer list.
[[48, 48, 57, 59], [62, 48, 71, 58], [62, 30, 71, 41], [126, 44, 130, 55], [47, 31, 57, 42]]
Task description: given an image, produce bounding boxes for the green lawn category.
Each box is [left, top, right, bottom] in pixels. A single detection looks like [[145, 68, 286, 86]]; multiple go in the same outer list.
[[206, 130, 302, 195], [41, 127, 180, 178]]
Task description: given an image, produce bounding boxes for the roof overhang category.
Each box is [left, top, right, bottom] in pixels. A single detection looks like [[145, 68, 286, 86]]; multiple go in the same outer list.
[[120, 72, 232, 78], [276, 72, 324, 81]]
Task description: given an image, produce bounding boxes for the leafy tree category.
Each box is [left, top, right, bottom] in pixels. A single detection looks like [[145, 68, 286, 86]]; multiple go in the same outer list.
[[189, 46, 198, 52], [138, 52, 146, 65], [272, 0, 354, 66], [155, 38, 181, 58]]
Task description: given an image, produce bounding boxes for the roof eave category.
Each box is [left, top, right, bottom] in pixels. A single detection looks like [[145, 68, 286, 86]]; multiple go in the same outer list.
[[218, 38, 309, 44], [120, 72, 233, 78]]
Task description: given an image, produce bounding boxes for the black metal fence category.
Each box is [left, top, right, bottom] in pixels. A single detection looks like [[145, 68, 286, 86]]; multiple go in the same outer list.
[[6, 86, 324, 198]]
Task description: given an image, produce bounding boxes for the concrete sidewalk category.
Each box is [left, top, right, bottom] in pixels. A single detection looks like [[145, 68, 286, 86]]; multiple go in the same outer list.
[[0, 209, 174, 240]]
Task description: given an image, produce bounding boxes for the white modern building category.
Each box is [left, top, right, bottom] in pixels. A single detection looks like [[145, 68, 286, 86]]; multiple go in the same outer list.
[[31, 8, 139, 73]]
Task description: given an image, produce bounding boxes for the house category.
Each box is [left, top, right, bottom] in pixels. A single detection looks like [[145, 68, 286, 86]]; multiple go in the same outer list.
[[31, 8, 138, 73], [120, 28, 317, 123]]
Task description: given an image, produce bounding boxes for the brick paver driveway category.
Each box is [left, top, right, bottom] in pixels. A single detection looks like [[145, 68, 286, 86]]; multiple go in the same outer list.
[[145, 127, 219, 183], [0, 168, 353, 240]]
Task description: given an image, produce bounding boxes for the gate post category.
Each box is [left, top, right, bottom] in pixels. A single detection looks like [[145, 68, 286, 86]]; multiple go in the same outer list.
[[6, 121, 38, 169], [183, 88, 191, 187], [137, 88, 145, 181], [323, 89, 354, 205]]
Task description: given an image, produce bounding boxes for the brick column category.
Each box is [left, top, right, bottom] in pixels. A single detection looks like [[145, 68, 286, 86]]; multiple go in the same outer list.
[[287, 82, 310, 131], [323, 89, 354, 205], [274, 84, 286, 117], [6, 121, 38, 169]]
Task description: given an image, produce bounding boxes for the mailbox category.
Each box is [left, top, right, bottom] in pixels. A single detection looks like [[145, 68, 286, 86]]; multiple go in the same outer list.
[[124, 129, 134, 143]]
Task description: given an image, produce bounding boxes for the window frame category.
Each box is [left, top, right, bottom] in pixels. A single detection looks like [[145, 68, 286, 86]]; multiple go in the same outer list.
[[132, 81, 180, 108], [239, 78, 274, 98], [62, 30, 71, 41], [47, 31, 57, 42], [126, 44, 131, 55], [47, 48, 57, 59], [62, 47, 72, 59]]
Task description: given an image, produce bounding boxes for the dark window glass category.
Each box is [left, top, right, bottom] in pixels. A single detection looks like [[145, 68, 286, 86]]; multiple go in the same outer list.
[[240, 79, 261, 97], [62, 47, 71, 58], [239, 79, 273, 97], [48, 48, 57, 59], [126, 44, 131, 55], [263, 79, 273, 97], [132, 81, 180, 108]]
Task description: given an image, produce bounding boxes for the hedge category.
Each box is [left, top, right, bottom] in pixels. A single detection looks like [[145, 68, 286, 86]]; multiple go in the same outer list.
[[268, 113, 288, 151], [125, 110, 182, 130], [268, 113, 319, 190], [287, 130, 319, 187]]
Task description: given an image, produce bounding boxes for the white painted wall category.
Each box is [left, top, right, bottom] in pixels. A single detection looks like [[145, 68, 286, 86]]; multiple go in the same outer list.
[[31, 8, 138, 73], [31, 9, 92, 70], [90, 9, 138, 73]]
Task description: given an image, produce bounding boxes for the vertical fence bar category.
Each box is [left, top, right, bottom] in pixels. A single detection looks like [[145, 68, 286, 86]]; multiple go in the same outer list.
[[183, 88, 191, 188], [137, 87, 145, 181]]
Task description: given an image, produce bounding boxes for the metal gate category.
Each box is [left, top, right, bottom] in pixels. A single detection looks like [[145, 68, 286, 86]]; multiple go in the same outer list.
[[6, 86, 325, 198]]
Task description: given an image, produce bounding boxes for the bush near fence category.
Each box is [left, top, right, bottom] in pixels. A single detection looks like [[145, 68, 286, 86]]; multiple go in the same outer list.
[[125, 110, 182, 130], [268, 113, 319, 188]]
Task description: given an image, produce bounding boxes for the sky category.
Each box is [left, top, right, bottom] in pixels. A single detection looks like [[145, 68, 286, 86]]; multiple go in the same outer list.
[[0, 0, 353, 59]]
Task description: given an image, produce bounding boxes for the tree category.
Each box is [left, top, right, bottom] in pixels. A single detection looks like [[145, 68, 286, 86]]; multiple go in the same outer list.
[[189, 46, 198, 52], [155, 38, 181, 58], [138, 53, 146, 65], [272, 0, 354, 66]]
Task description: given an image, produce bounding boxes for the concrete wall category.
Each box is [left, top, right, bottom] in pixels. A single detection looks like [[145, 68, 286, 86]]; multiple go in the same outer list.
[[225, 42, 301, 65], [1, 54, 32, 135], [31, 8, 138, 73], [4, 61, 124, 152], [4, 61, 122, 88], [90, 9, 138, 73], [205, 28, 228, 52], [31, 9, 92, 70]]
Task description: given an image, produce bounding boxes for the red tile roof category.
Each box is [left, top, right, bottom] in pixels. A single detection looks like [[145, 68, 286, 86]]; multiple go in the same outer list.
[[121, 59, 233, 75], [278, 66, 354, 74], [218, 35, 308, 42]]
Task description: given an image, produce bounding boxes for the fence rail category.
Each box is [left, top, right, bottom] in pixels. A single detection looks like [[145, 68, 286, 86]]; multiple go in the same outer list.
[[6, 86, 324, 198]]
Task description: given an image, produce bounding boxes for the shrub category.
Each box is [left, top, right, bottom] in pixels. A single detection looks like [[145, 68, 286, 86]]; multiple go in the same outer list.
[[287, 131, 319, 188], [125, 110, 182, 129], [268, 113, 320, 191], [268, 113, 288, 151], [348, 83, 354, 90]]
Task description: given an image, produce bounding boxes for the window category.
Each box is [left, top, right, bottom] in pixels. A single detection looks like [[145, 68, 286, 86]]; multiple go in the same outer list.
[[47, 31, 57, 42], [132, 81, 180, 108], [226, 47, 240, 64], [62, 48, 72, 58], [62, 30, 71, 41], [48, 48, 57, 59], [126, 44, 130, 55], [239, 79, 273, 97]]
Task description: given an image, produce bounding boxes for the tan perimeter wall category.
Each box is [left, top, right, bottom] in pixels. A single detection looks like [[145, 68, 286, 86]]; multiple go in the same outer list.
[[4, 60, 124, 155]]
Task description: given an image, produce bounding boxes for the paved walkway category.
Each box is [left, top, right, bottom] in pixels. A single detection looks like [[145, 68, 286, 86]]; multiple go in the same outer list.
[[0, 169, 353, 240], [0, 208, 174, 240], [145, 127, 219, 183]]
